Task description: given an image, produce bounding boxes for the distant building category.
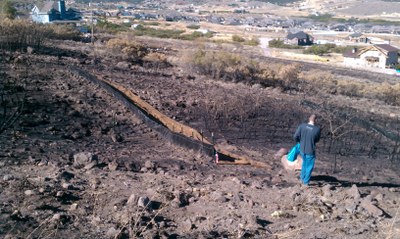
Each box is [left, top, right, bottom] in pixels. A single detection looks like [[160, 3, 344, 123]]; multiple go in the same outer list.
[[348, 32, 370, 44], [331, 24, 348, 32], [31, 0, 81, 24], [286, 31, 313, 46], [343, 44, 399, 69]]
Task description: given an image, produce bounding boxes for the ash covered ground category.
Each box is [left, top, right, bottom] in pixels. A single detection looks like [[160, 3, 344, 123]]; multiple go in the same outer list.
[[1, 38, 400, 239]]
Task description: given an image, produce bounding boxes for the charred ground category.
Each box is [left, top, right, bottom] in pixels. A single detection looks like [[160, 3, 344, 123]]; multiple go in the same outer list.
[[0, 36, 400, 239]]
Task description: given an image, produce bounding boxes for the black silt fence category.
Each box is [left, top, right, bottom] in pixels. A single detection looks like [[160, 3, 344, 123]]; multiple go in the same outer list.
[[70, 66, 216, 158]]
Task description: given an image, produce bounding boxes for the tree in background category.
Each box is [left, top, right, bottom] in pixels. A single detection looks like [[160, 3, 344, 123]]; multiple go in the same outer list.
[[0, 0, 17, 20]]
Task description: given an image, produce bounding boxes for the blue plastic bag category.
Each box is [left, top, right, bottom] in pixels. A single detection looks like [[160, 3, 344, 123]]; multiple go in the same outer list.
[[287, 143, 300, 162]]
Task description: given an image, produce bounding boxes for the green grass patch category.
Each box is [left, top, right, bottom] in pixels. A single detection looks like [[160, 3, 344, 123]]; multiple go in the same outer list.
[[132, 26, 213, 40], [269, 39, 302, 49], [305, 13, 400, 26], [138, 21, 160, 26], [232, 35, 245, 43], [186, 24, 200, 30], [303, 44, 355, 55], [244, 37, 260, 46], [96, 20, 129, 33]]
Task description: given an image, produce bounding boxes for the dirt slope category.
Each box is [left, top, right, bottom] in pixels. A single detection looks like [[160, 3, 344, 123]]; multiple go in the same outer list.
[[0, 39, 400, 239]]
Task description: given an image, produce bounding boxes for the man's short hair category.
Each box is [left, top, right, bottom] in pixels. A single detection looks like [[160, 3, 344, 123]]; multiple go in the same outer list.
[[309, 114, 317, 122]]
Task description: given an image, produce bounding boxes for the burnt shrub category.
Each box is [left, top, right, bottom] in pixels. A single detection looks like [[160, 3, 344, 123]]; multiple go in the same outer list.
[[0, 20, 81, 51], [0, 19, 50, 50]]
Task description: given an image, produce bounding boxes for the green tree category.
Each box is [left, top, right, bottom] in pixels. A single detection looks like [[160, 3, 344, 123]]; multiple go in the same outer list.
[[0, 0, 17, 20]]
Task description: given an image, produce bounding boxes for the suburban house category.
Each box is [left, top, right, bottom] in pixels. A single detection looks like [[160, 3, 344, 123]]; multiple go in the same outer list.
[[331, 24, 349, 32], [348, 32, 370, 44], [343, 44, 399, 69], [31, 0, 81, 24], [286, 31, 313, 46]]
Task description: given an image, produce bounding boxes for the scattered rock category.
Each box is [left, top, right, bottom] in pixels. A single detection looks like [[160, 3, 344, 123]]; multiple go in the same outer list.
[[24, 190, 35, 196], [344, 199, 358, 214], [10, 210, 24, 221], [108, 160, 119, 171], [27, 46, 35, 54], [38, 160, 48, 166], [112, 198, 128, 209], [56, 191, 64, 197], [144, 160, 156, 171], [347, 184, 361, 200], [271, 210, 288, 218], [90, 178, 101, 190], [73, 152, 98, 169], [251, 83, 263, 89], [174, 191, 191, 207], [50, 213, 70, 226], [360, 199, 383, 217], [116, 61, 130, 70], [124, 160, 141, 172], [3, 174, 14, 181], [250, 181, 262, 189], [28, 156, 40, 164], [110, 131, 123, 142], [322, 184, 333, 197], [58, 171, 75, 181], [374, 193, 384, 202], [182, 218, 194, 231], [106, 227, 119, 238], [84, 161, 97, 170], [271, 175, 282, 184], [206, 174, 215, 182], [210, 191, 228, 203], [70, 203, 78, 211], [127, 193, 137, 205], [62, 183, 73, 189], [137, 196, 151, 208], [52, 213, 61, 222]]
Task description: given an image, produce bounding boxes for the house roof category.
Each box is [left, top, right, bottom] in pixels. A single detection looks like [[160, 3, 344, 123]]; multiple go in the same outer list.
[[287, 31, 310, 40], [37, 1, 58, 13], [375, 44, 399, 53], [344, 44, 399, 58], [349, 32, 363, 38], [343, 48, 360, 58]]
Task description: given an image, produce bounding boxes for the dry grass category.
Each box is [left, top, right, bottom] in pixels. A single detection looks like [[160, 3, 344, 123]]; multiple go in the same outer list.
[[0, 19, 80, 51], [384, 204, 400, 239], [185, 46, 400, 107], [274, 226, 307, 239], [106, 34, 148, 61]]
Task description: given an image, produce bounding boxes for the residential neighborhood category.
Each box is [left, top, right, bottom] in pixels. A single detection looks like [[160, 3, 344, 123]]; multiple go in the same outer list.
[[27, 0, 400, 72]]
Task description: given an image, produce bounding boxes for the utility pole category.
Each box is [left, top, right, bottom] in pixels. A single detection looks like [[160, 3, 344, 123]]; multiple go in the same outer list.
[[90, 0, 94, 45]]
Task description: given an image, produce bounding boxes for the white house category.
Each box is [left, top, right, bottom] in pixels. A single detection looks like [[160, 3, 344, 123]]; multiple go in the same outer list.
[[343, 44, 399, 69], [31, 0, 80, 24]]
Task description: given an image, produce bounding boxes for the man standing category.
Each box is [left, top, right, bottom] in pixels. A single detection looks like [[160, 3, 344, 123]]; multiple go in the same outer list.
[[294, 114, 321, 186]]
